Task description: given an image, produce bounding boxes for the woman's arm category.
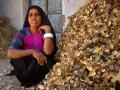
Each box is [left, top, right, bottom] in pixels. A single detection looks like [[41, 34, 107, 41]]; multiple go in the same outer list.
[[44, 37, 54, 55], [7, 48, 33, 59], [40, 25, 54, 55], [7, 48, 47, 65]]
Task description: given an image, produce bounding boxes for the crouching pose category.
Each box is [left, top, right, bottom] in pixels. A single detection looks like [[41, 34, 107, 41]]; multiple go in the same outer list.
[[7, 5, 57, 87]]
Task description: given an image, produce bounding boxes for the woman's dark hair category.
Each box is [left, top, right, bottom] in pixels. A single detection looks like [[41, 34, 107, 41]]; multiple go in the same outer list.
[[23, 5, 57, 56]]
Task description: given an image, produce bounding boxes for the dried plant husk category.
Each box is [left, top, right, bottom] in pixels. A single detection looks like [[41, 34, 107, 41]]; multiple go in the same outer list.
[[37, 0, 120, 89], [0, 17, 17, 58]]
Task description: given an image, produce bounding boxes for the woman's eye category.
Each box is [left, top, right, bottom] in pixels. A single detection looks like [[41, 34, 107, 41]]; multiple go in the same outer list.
[[28, 13, 33, 17], [28, 13, 40, 17], [35, 13, 40, 16]]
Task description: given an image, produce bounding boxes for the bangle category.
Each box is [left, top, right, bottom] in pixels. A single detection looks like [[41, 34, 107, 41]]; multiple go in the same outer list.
[[44, 33, 53, 38]]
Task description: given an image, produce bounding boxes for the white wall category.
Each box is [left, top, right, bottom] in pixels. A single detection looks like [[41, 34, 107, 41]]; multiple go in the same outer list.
[[2, 0, 28, 30], [62, 0, 87, 30]]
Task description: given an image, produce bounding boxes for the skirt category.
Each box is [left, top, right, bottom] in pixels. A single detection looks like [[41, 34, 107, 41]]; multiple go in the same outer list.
[[10, 55, 53, 87]]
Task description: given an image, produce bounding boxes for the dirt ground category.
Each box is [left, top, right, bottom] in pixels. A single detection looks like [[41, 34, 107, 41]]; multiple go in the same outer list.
[[0, 58, 39, 90]]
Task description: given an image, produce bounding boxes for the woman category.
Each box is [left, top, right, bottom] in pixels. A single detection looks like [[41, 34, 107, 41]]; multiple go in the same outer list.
[[7, 5, 57, 87]]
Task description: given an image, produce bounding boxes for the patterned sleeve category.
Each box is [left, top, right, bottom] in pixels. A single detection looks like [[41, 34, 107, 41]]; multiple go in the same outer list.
[[9, 32, 24, 49]]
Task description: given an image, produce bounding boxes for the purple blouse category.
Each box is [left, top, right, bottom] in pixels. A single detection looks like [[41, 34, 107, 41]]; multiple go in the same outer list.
[[10, 28, 44, 52]]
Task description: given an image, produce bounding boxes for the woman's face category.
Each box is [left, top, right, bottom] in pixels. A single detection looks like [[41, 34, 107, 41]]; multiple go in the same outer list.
[[28, 8, 41, 28]]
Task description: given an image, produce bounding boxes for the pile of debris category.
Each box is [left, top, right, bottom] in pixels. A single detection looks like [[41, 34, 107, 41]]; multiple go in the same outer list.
[[37, 0, 120, 89], [0, 17, 17, 57]]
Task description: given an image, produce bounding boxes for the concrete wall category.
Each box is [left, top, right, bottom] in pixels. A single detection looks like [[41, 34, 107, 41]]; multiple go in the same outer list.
[[62, 0, 87, 30], [2, 0, 28, 30]]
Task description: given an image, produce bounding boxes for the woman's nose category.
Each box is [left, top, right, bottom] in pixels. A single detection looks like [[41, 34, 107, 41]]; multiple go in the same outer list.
[[32, 15, 36, 19]]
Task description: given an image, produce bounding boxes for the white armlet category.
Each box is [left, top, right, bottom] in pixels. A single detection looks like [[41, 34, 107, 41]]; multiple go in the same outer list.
[[44, 33, 53, 38]]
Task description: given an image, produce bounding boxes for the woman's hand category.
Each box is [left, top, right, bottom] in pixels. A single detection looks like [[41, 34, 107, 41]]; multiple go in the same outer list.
[[39, 25, 51, 33], [32, 50, 47, 65]]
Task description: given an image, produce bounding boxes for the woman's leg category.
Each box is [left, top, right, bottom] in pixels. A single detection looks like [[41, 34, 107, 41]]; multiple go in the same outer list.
[[10, 56, 37, 86], [33, 56, 53, 85], [10, 55, 55, 86]]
